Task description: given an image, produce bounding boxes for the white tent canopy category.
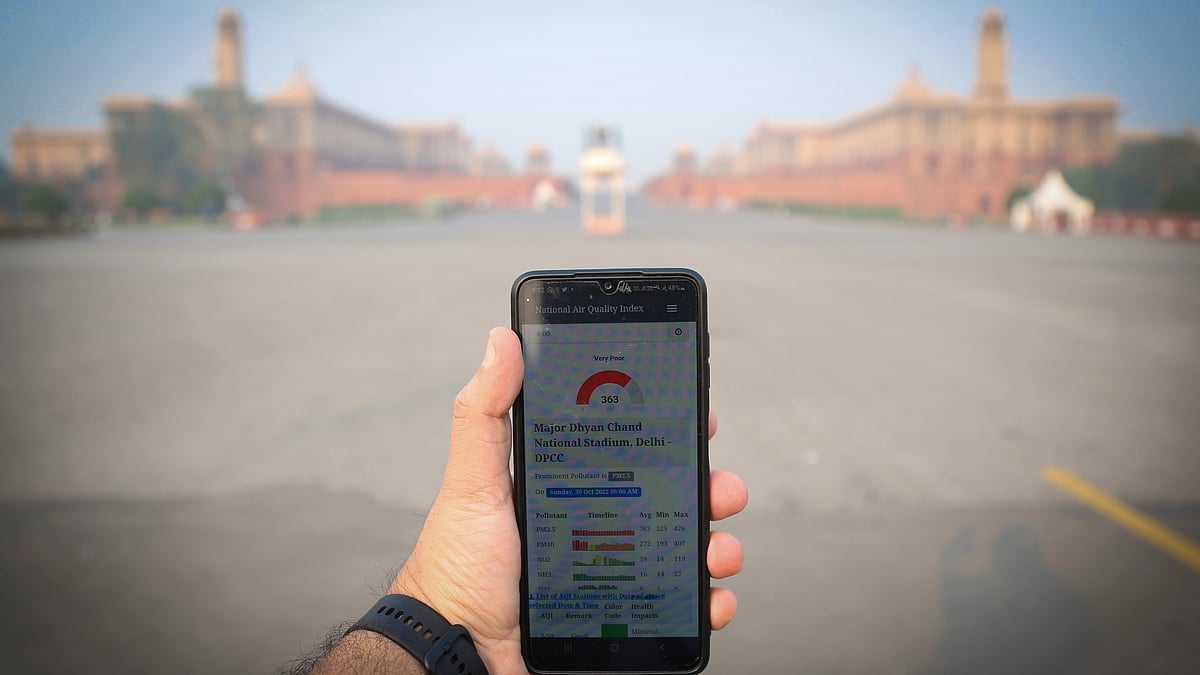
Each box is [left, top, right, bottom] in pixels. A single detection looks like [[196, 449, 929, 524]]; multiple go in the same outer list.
[[1010, 170, 1095, 233]]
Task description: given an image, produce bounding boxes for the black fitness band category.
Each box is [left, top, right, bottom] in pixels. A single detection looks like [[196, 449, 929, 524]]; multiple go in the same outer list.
[[347, 594, 489, 675]]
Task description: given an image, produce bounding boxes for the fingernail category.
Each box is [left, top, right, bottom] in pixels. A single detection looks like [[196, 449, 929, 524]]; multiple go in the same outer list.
[[482, 331, 497, 368]]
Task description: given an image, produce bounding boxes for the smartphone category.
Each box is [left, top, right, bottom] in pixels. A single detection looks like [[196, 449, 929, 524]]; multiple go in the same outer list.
[[511, 269, 710, 673]]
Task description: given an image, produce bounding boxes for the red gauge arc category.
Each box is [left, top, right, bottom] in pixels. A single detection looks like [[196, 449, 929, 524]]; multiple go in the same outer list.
[[576, 370, 645, 405]]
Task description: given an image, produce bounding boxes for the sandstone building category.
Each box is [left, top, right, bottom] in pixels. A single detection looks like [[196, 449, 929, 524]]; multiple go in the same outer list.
[[11, 8, 559, 219], [646, 8, 1120, 220], [10, 127, 109, 181]]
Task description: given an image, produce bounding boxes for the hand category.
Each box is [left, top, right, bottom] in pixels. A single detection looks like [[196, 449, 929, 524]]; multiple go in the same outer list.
[[388, 327, 748, 674]]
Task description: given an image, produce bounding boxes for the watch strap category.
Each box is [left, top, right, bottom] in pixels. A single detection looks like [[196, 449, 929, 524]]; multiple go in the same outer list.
[[347, 594, 489, 675]]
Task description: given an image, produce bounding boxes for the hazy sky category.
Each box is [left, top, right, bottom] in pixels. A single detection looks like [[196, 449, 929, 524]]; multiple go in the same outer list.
[[2, 0, 1197, 181]]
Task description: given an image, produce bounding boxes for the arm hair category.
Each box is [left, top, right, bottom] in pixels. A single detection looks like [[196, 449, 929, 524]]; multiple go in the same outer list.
[[278, 568, 412, 675], [277, 619, 356, 675]]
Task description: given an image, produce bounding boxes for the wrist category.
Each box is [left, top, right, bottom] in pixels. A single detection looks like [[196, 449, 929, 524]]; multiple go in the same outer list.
[[389, 563, 440, 615], [343, 594, 491, 675], [311, 627, 426, 675], [389, 559, 468, 628]]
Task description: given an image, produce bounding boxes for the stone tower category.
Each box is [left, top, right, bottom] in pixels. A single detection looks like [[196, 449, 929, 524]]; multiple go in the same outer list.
[[974, 7, 1007, 102], [214, 7, 243, 89]]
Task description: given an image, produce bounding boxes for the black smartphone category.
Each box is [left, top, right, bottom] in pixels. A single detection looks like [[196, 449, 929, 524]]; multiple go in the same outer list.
[[511, 269, 711, 674]]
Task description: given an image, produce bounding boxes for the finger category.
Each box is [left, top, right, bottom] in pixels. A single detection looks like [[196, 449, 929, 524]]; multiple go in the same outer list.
[[709, 588, 738, 630], [708, 411, 718, 440], [709, 470, 749, 521], [707, 531, 743, 579], [444, 327, 525, 493]]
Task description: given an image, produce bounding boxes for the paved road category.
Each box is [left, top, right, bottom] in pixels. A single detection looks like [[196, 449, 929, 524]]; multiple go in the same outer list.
[[1, 205, 1198, 673]]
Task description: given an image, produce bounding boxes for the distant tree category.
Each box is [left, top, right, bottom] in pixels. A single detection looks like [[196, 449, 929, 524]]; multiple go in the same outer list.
[[1006, 186, 1032, 211], [23, 184, 70, 227], [183, 182, 226, 217], [121, 185, 162, 221], [189, 86, 261, 182], [0, 164, 20, 216], [1065, 135, 1200, 214], [108, 105, 206, 208], [107, 89, 261, 214], [1161, 186, 1200, 212]]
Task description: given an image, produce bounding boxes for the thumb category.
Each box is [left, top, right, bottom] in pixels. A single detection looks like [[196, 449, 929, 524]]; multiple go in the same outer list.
[[443, 327, 524, 497]]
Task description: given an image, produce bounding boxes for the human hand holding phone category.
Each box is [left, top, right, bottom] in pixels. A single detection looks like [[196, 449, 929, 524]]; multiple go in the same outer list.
[[367, 327, 746, 675]]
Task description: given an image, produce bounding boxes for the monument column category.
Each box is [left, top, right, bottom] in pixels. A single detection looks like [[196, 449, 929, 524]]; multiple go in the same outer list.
[[215, 7, 244, 89], [974, 8, 1008, 102]]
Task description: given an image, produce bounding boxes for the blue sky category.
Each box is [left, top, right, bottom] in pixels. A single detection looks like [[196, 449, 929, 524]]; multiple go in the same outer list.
[[2, 0, 1197, 181]]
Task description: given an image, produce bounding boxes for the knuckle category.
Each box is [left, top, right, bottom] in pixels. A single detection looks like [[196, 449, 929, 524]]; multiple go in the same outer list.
[[452, 390, 478, 421]]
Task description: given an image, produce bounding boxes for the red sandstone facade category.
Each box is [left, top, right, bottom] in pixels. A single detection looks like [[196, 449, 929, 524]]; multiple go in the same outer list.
[[646, 151, 1049, 220], [240, 164, 562, 218]]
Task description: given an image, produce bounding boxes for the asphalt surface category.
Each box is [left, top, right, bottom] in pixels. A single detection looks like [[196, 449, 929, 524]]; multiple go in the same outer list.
[[1, 204, 1198, 674]]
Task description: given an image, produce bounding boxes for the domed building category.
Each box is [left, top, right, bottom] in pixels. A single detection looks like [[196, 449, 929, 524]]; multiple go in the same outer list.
[[647, 8, 1120, 221], [12, 7, 559, 220]]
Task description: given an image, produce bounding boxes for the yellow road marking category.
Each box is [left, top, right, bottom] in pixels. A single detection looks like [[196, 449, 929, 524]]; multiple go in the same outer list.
[[1043, 466, 1200, 574]]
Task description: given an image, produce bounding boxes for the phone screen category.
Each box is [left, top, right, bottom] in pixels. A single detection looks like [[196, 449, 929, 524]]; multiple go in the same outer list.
[[512, 270, 709, 673]]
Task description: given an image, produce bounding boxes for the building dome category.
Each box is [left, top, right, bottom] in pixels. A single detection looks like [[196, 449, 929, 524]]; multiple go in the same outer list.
[[894, 66, 934, 101], [266, 66, 319, 104]]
